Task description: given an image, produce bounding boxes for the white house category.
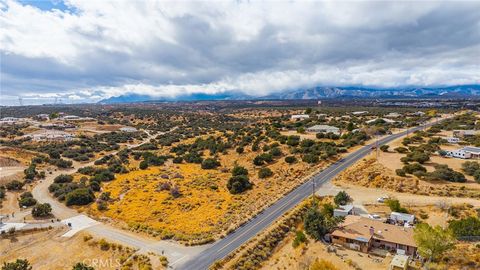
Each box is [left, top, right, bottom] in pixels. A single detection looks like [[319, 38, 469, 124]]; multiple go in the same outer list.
[[444, 148, 472, 159], [445, 137, 460, 144], [463, 146, 480, 159], [334, 205, 355, 217], [306, 124, 340, 135], [36, 114, 50, 120], [385, 112, 401, 118], [390, 212, 415, 224], [366, 118, 397, 124], [291, 114, 310, 120], [27, 130, 75, 142], [120, 127, 138, 132], [453, 130, 479, 138], [352, 111, 368, 116]]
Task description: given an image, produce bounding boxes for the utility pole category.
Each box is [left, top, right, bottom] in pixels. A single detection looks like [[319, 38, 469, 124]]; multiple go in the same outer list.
[[18, 97, 23, 106]]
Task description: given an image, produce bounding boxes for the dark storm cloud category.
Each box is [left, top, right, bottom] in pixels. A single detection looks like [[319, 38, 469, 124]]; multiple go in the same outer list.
[[0, 0, 479, 104]]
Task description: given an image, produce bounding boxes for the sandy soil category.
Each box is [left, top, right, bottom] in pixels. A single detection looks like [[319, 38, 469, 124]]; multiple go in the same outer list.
[[0, 229, 138, 270], [336, 183, 480, 208], [261, 234, 391, 270]]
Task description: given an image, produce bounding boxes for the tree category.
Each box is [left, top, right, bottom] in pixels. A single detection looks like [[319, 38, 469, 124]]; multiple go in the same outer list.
[[285, 156, 297, 164], [2, 259, 32, 270], [448, 216, 480, 237], [258, 167, 273, 178], [334, 191, 350, 206], [462, 161, 480, 175], [236, 146, 244, 154], [72, 263, 94, 270], [54, 174, 73, 183], [231, 165, 248, 176], [65, 188, 95, 206], [414, 223, 455, 262], [292, 230, 307, 248], [302, 154, 319, 164], [380, 145, 389, 152], [227, 175, 251, 194], [6, 180, 24, 191], [23, 164, 37, 181], [32, 203, 52, 217], [201, 158, 221, 169], [304, 206, 344, 241], [385, 199, 408, 213], [139, 160, 149, 169]]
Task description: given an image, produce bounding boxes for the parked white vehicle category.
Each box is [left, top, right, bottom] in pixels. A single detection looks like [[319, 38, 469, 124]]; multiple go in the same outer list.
[[377, 196, 389, 203], [368, 214, 381, 220]]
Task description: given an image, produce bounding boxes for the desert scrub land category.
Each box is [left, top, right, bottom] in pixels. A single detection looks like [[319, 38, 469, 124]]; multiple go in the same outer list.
[[0, 228, 163, 270], [334, 157, 480, 199], [85, 140, 330, 244]]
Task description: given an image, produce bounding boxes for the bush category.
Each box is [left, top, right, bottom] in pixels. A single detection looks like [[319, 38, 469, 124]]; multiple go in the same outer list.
[[201, 158, 221, 169], [425, 164, 466, 183], [403, 163, 426, 174], [334, 191, 351, 206], [380, 145, 389, 152], [448, 216, 480, 237], [6, 180, 24, 190], [302, 154, 319, 164], [2, 259, 32, 270], [139, 160, 149, 169], [32, 203, 52, 217], [231, 166, 248, 176], [172, 156, 183, 164], [227, 175, 252, 194], [258, 167, 273, 179], [395, 169, 406, 177], [394, 147, 409, 153], [385, 199, 408, 213], [285, 156, 297, 164], [72, 262, 94, 270], [235, 147, 244, 154], [462, 161, 480, 175], [54, 174, 73, 183], [19, 196, 37, 208], [292, 230, 307, 248], [65, 188, 95, 206]]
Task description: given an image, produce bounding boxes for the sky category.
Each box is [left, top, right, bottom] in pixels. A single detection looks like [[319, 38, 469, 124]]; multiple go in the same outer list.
[[1, 0, 479, 105]]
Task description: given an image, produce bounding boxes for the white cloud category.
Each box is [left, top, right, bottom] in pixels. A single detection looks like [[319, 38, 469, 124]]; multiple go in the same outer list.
[[1, 0, 479, 104]]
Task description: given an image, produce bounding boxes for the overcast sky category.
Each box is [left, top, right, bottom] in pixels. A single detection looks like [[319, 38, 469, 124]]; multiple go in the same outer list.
[[1, 0, 479, 105]]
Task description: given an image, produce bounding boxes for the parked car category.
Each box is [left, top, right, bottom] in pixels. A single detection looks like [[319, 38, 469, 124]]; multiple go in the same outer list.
[[377, 196, 389, 203], [368, 214, 381, 220]]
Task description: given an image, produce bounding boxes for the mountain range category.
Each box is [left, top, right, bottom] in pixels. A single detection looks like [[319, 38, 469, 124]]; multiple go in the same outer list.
[[99, 85, 480, 104]]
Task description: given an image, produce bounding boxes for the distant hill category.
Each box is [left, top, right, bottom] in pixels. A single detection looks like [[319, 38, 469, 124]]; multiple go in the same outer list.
[[99, 85, 480, 104]]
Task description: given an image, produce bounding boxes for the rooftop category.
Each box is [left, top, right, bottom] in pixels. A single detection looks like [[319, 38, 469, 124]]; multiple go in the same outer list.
[[307, 124, 339, 130], [331, 216, 417, 247], [462, 146, 480, 154]]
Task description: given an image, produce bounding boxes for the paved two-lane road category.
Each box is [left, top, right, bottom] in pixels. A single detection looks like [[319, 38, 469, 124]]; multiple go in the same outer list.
[[177, 119, 445, 270]]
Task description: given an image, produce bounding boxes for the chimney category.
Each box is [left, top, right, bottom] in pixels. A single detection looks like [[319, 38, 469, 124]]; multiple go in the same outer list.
[[369, 226, 374, 236]]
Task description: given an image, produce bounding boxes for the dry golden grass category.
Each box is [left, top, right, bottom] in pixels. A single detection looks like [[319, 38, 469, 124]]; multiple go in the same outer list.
[[334, 157, 480, 199], [86, 142, 328, 243], [0, 229, 149, 270]]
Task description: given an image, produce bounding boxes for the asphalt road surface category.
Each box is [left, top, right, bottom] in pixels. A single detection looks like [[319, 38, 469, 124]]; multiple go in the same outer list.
[[176, 120, 442, 270]]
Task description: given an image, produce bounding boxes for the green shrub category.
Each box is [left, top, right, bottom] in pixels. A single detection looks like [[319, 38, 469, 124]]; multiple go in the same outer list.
[[258, 168, 273, 179], [201, 158, 221, 169], [65, 188, 95, 206], [292, 230, 307, 248], [54, 174, 73, 183], [227, 175, 251, 194], [285, 156, 297, 164], [395, 169, 406, 177], [32, 203, 52, 217]]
